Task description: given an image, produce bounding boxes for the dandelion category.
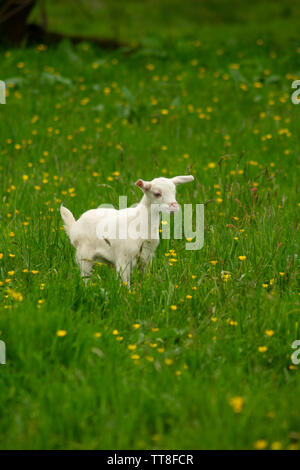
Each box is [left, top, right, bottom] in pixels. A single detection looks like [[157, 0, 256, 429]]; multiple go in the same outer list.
[[258, 346, 268, 353], [210, 260, 218, 265], [254, 440, 267, 450], [133, 323, 141, 329], [57, 330, 67, 337], [94, 332, 102, 338], [229, 396, 244, 413], [146, 356, 154, 362], [170, 305, 177, 311], [165, 358, 173, 366], [131, 354, 140, 360], [265, 330, 274, 337], [146, 64, 155, 71], [128, 345, 137, 351], [7, 288, 23, 301], [271, 442, 282, 450], [238, 255, 246, 261]]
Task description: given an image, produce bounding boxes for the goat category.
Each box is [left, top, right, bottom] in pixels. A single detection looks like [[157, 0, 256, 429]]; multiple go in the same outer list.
[[60, 175, 194, 286]]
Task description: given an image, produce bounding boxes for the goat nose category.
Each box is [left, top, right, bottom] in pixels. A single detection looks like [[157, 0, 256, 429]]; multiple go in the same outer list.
[[170, 201, 178, 207]]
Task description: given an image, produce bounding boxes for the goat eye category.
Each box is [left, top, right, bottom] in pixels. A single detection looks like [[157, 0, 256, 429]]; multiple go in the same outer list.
[[153, 192, 161, 198]]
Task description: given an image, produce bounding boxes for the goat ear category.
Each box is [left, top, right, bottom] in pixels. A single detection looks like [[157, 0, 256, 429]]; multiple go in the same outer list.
[[172, 175, 194, 185], [135, 179, 151, 191]]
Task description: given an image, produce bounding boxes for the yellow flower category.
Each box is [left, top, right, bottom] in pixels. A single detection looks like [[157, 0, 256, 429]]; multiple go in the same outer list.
[[133, 323, 141, 329], [262, 283, 268, 288], [161, 109, 169, 115], [0, 253, 3, 259], [211, 317, 217, 323], [57, 330, 67, 337], [9, 232, 15, 237], [208, 162, 216, 169], [7, 288, 23, 301], [165, 358, 173, 366], [146, 64, 155, 71], [210, 260, 217, 265], [170, 305, 177, 311], [112, 329, 119, 335], [94, 332, 102, 338], [254, 440, 267, 450], [229, 396, 244, 413], [271, 441, 282, 450], [128, 344, 137, 351], [279, 272, 285, 276], [31, 270, 39, 274], [265, 330, 274, 337], [186, 295, 192, 299], [238, 255, 246, 261], [258, 346, 267, 353], [175, 370, 182, 376], [131, 354, 140, 360]]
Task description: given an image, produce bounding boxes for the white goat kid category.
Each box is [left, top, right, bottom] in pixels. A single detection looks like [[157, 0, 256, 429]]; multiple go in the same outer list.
[[60, 175, 194, 286]]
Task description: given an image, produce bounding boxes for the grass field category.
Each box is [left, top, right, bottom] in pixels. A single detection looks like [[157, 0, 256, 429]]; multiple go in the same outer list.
[[0, 0, 299, 450]]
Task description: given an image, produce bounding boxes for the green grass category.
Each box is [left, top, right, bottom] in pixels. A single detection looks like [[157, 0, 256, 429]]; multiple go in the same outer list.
[[0, 0, 299, 450]]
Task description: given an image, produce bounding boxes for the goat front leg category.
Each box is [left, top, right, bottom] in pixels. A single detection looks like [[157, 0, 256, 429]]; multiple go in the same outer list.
[[116, 258, 131, 287], [76, 249, 94, 285]]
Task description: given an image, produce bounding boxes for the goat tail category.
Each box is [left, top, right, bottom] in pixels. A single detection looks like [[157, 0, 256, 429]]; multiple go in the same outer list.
[[60, 205, 75, 238]]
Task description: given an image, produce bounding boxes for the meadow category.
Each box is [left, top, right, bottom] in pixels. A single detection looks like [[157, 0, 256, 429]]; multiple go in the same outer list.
[[0, 0, 299, 450]]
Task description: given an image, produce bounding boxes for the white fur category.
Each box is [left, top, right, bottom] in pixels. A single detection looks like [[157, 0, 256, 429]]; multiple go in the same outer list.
[[60, 175, 194, 286]]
